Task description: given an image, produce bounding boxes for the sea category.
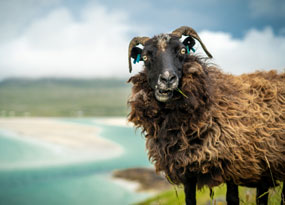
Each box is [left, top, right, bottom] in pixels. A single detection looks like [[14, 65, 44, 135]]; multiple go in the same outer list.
[[0, 118, 152, 205]]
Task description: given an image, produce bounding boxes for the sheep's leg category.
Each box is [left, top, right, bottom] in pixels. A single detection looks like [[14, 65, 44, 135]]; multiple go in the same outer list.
[[281, 181, 285, 205], [256, 184, 269, 205], [184, 177, 197, 205], [226, 181, 239, 205]]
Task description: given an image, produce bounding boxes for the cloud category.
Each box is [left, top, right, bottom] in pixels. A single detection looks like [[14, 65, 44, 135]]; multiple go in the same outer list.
[[249, 0, 285, 18], [0, 0, 62, 42], [0, 3, 134, 79], [199, 27, 285, 75], [0, 1, 284, 79]]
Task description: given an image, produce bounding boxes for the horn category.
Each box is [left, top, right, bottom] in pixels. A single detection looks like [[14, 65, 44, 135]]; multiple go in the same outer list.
[[172, 26, 213, 58], [128, 36, 150, 73]]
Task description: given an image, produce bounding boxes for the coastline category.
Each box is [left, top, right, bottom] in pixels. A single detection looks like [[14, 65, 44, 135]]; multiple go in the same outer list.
[[0, 117, 156, 205], [93, 117, 133, 127], [0, 117, 124, 167], [113, 167, 171, 194]]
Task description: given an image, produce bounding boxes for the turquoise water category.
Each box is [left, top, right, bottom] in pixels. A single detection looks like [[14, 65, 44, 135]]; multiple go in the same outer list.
[[0, 131, 65, 168], [0, 119, 152, 205]]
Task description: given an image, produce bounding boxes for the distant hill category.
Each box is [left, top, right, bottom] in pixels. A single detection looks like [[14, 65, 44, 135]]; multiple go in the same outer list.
[[0, 78, 131, 117], [0, 77, 129, 88]]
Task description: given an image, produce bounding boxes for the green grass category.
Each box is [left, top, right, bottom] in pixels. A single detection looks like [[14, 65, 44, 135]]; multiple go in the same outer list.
[[0, 78, 131, 117], [136, 183, 284, 205]]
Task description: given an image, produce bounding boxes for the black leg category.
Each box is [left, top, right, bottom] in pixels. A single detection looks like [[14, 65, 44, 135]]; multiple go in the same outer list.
[[281, 181, 285, 205], [226, 181, 239, 205], [256, 184, 269, 205], [184, 177, 197, 205]]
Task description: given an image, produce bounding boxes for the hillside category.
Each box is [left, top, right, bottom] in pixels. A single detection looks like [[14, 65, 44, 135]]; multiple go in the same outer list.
[[0, 78, 131, 117]]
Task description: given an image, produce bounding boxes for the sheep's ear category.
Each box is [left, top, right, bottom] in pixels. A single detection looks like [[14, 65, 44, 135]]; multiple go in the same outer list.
[[183, 36, 195, 48], [182, 36, 195, 52], [172, 26, 212, 58], [128, 36, 150, 72], [131, 47, 143, 64]]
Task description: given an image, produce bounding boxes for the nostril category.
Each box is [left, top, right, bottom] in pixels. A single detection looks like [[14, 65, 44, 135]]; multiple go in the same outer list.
[[160, 75, 168, 83], [159, 72, 178, 85], [169, 75, 177, 84]]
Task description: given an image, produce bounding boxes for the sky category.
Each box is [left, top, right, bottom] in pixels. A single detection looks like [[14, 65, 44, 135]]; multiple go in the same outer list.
[[0, 0, 284, 79]]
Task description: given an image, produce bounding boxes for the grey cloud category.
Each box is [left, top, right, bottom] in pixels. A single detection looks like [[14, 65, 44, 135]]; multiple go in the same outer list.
[[0, 0, 62, 42], [249, 0, 285, 18]]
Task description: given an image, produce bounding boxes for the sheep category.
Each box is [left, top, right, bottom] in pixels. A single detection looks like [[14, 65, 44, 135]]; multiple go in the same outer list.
[[127, 26, 285, 205]]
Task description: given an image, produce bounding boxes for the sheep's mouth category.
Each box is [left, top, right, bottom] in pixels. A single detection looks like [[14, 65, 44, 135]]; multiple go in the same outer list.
[[155, 88, 174, 102]]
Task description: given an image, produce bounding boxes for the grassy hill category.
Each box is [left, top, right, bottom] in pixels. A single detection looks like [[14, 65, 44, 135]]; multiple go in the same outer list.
[[0, 78, 131, 117], [136, 183, 284, 205]]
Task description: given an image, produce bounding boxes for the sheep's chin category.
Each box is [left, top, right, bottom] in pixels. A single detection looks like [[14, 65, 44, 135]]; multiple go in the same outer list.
[[154, 89, 173, 102]]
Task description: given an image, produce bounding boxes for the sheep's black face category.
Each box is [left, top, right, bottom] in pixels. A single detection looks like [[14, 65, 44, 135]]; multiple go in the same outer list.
[[129, 26, 212, 103], [142, 34, 188, 102]]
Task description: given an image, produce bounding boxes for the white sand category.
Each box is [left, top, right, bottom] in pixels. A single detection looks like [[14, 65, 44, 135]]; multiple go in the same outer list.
[[0, 117, 155, 197], [0, 118, 124, 166], [94, 117, 133, 127], [112, 177, 141, 192]]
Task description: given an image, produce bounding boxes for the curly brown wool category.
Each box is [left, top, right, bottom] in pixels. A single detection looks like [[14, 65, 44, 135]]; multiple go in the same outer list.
[[128, 55, 285, 189]]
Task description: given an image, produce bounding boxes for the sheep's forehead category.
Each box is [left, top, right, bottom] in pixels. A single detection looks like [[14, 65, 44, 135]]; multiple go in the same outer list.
[[155, 33, 171, 52]]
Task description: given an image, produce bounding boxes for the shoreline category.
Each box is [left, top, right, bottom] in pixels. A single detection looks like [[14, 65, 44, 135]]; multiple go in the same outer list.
[[0, 117, 159, 196], [112, 167, 171, 194], [92, 117, 133, 127], [0, 117, 124, 168], [0, 117, 159, 205]]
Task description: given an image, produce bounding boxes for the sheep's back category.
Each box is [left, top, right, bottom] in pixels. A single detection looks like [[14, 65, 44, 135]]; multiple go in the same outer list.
[[210, 70, 285, 182]]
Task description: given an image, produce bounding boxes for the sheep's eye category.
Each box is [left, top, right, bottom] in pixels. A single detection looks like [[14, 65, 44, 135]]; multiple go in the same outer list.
[[142, 55, 148, 61], [180, 48, 186, 55]]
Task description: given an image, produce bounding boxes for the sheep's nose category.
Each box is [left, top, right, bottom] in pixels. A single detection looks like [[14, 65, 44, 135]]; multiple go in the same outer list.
[[159, 71, 178, 85]]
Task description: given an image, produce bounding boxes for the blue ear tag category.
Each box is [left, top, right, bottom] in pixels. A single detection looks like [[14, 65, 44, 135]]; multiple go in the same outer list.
[[136, 54, 141, 63], [186, 46, 190, 54], [191, 47, 196, 53], [133, 54, 141, 64]]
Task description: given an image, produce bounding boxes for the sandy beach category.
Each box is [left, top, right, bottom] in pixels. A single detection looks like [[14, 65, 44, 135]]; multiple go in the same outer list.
[[0, 117, 125, 166], [94, 117, 132, 127], [0, 117, 157, 197]]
